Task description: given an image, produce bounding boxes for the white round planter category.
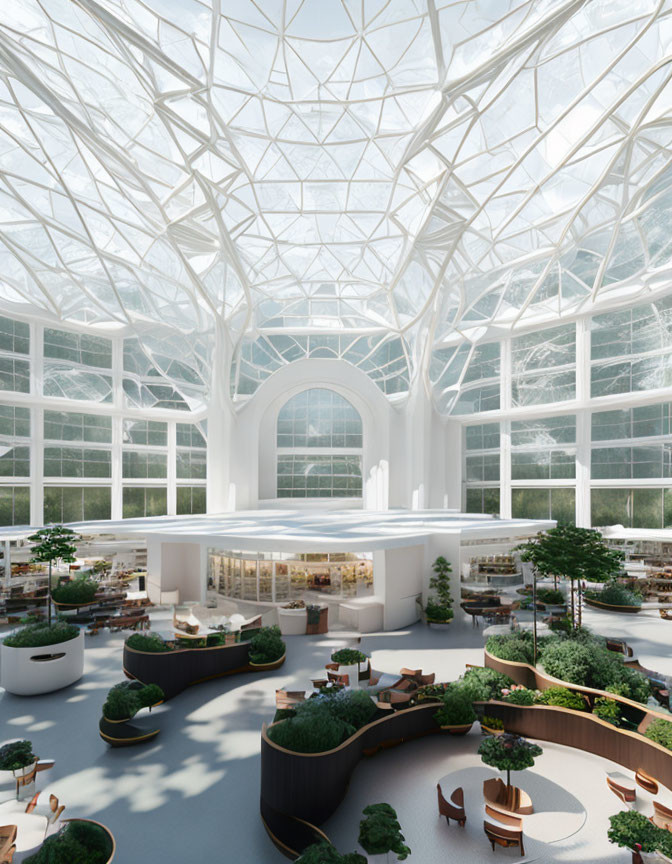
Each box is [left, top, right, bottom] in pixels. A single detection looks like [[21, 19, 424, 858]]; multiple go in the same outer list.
[[0, 629, 84, 695], [339, 662, 360, 690], [278, 607, 307, 636]]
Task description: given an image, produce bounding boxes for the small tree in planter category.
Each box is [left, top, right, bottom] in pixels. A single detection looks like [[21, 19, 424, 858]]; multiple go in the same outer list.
[[478, 733, 542, 793], [425, 556, 453, 623], [28, 525, 81, 626], [433, 686, 476, 733], [358, 803, 411, 861]]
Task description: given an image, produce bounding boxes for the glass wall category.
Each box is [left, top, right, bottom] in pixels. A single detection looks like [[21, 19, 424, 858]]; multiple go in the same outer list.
[[0, 316, 207, 525], [208, 549, 373, 603]]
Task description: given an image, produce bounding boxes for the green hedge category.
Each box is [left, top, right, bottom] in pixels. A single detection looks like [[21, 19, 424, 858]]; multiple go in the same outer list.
[[331, 648, 368, 665], [586, 579, 641, 608], [52, 579, 98, 605], [644, 717, 672, 750], [4, 621, 80, 648], [455, 666, 514, 702], [249, 626, 285, 664], [535, 686, 587, 711], [503, 688, 535, 706], [24, 820, 112, 864], [125, 633, 173, 652], [0, 740, 35, 771], [102, 681, 164, 721], [486, 632, 535, 664], [433, 686, 476, 726], [609, 809, 672, 857]]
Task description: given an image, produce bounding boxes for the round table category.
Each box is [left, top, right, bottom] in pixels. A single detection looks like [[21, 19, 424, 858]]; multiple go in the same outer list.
[[0, 805, 46, 854]]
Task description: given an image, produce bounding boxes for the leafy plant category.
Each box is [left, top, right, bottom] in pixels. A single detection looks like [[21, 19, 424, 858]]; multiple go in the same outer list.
[[425, 555, 452, 622], [486, 632, 535, 664], [478, 733, 543, 791], [267, 704, 349, 754], [480, 715, 504, 730], [102, 681, 164, 721], [433, 686, 476, 726], [593, 697, 621, 726], [306, 605, 322, 626], [586, 579, 642, 608], [541, 640, 593, 685], [249, 626, 285, 663], [455, 666, 514, 702], [535, 686, 587, 711], [536, 588, 564, 605], [126, 633, 174, 652], [503, 689, 535, 706], [296, 842, 366, 864], [358, 803, 411, 861], [416, 682, 451, 702], [0, 740, 35, 771], [317, 689, 378, 730], [645, 718, 672, 751], [608, 809, 672, 856], [24, 819, 112, 864], [52, 579, 98, 605], [331, 648, 368, 665], [28, 525, 81, 626], [4, 621, 79, 648]]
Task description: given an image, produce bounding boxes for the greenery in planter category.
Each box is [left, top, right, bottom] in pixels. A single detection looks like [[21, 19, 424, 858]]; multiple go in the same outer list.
[[0, 739, 35, 771], [534, 686, 587, 711], [125, 633, 174, 652], [502, 688, 535, 706], [358, 803, 411, 861], [249, 626, 285, 664], [455, 666, 514, 702], [585, 579, 642, 608], [478, 733, 542, 791], [306, 604, 322, 627], [331, 648, 368, 665], [433, 686, 476, 727], [416, 682, 451, 702], [516, 526, 624, 629], [52, 578, 98, 605], [536, 588, 564, 605], [296, 841, 366, 864], [28, 524, 81, 627], [24, 819, 113, 864], [425, 555, 453, 622], [608, 809, 672, 857], [644, 718, 672, 750], [102, 681, 164, 721], [4, 621, 79, 648], [480, 715, 504, 730], [267, 689, 378, 753], [486, 632, 535, 664], [592, 697, 621, 726]]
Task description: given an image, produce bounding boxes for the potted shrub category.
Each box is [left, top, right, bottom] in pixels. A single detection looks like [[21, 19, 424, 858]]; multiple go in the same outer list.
[[99, 680, 164, 747], [278, 600, 308, 636], [297, 841, 366, 863], [480, 715, 504, 735], [478, 733, 542, 796], [248, 626, 286, 666], [24, 818, 115, 864], [52, 578, 99, 608], [0, 739, 37, 791], [425, 556, 453, 627], [433, 686, 476, 734], [358, 803, 411, 862], [1, 621, 84, 695], [331, 648, 368, 690]]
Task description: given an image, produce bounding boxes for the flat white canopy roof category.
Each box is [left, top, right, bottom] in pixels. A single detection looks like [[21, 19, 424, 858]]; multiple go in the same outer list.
[[0, 509, 555, 553]]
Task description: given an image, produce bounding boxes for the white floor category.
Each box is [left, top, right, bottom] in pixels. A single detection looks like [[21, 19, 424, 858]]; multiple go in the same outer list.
[[0, 605, 667, 862]]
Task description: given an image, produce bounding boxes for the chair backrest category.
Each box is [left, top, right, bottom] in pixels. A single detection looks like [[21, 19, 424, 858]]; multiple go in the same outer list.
[[484, 820, 522, 842], [606, 774, 636, 803], [485, 804, 521, 829], [450, 787, 464, 809], [653, 800, 672, 829], [418, 673, 435, 686], [400, 667, 421, 678], [327, 671, 349, 686], [483, 777, 506, 805], [636, 770, 659, 795]]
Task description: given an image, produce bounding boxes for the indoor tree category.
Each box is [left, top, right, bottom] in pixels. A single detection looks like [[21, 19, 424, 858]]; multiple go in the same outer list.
[[478, 733, 542, 793], [516, 526, 623, 633], [28, 525, 81, 626], [425, 555, 453, 622]]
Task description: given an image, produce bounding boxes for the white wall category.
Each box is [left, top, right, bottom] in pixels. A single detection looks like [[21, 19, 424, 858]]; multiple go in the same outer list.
[[146, 540, 204, 604], [381, 544, 425, 630]]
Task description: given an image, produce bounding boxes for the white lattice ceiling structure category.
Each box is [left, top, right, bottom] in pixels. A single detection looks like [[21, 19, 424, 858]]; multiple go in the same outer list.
[[1, 0, 672, 407]]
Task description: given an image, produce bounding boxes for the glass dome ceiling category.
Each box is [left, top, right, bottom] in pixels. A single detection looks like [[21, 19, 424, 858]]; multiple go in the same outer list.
[[1, 0, 671, 406]]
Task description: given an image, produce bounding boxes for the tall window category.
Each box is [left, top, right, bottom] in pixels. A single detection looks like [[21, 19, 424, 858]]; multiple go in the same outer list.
[[276, 388, 363, 498]]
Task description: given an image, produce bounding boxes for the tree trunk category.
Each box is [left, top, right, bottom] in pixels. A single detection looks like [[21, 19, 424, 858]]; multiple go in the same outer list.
[[532, 573, 538, 666], [570, 579, 575, 629]]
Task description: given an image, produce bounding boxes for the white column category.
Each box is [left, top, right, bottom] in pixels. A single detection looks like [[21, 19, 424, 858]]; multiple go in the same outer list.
[[111, 337, 124, 520], [500, 338, 512, 518], [167, 421, 176, 515], [30, 322, 43, 526], [575, 318, 591, 526]]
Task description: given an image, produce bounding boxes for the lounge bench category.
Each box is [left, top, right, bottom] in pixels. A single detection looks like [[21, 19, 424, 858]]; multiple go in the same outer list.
[[483, 777, 533, 815], [483, 804, 524, 856]]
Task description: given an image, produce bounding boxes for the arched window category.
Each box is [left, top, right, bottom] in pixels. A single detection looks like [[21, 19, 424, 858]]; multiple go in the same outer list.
[[276, 388, 363, 498]]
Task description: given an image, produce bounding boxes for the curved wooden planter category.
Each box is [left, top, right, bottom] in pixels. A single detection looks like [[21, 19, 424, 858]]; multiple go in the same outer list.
[[480, 724, 504, 736], [441, 723, 473, 735], [60, 819, 116, 862], [99, 709, 161, 748], [583, 596, 641, 613], [123, 640, 285, 699]]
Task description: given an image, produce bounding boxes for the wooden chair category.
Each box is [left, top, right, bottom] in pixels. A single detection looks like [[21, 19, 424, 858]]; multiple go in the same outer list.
[[0, 825, 16, 864], [327, 671, 349, 686], [418, 673, 435, 686], [636, 770, 659, 795], [240, 615, 263, 632], [25, 793, 65, 837], [275, 690, 306, 710], [606, 773, 636, 804], [400, 667, 422, 679], [437, 784, 466, 827], [484, 805, 525, 855], [173, 604, 200, 635], [660, 609, 672, 621], [651, 800, 672, 831], [376, 690, 412, 710]]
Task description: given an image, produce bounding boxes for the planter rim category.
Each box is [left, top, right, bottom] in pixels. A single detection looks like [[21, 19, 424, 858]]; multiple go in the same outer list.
[[583, 596, 641, 612], [248, 652, 286, 669], [62, 818, 115, 863]]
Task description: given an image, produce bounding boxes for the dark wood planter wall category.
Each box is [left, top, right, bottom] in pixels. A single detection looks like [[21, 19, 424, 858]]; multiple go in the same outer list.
[[583, 596, 641, 613], [123, 641, 285, 699]]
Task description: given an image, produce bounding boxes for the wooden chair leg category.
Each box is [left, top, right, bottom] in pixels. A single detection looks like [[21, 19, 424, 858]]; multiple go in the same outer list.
[[520, 838, 525, 856]]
